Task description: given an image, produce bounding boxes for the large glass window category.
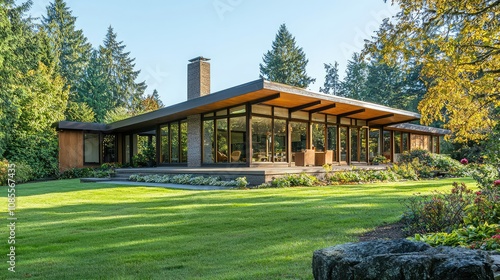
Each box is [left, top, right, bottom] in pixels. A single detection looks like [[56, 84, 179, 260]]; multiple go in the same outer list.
[[230, 116, 246, 163], [291, 121, 307, 152], [340, 127, 348, 162], [383, 130, 392, 161], [402, 132, 409, 152], [327, 125, 337, 161], [360, 128, 367, 162], [252, 117, 272, 162], [171, 122, 179, 163], [203, 120, 215, 163], [161, 126, 170, 163], [180, 121, 187, 163], [394, 131, 402, 154], [312, 123, 326, 151], [369, 129, 380, 160], [84, 133, 99, 164], [124, 135, 131, 164], [351, 128, 358, 162], [102, 135, 116, 163], [216, 119, 228, 162], [274, 119, 287, 162]]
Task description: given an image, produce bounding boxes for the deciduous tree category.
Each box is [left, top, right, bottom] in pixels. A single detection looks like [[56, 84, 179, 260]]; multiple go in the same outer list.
[[365, 0, 500, 142]]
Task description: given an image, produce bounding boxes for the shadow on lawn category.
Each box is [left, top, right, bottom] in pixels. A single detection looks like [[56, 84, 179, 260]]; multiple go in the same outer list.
[[13, 187, 406, 279]]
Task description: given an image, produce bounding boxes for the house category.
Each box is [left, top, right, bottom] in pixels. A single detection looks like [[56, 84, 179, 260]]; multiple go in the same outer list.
[[56, 57, 449, 172]]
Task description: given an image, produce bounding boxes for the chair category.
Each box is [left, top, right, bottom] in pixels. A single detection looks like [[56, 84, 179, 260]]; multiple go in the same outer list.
[[295, 149, 315, 166], [315, 150, 334, 166], [217, 151, 228, 162], [231, 151, 241, 162]]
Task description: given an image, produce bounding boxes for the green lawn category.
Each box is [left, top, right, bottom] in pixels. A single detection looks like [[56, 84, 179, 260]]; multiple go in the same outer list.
[[1, 178, 475, 279]]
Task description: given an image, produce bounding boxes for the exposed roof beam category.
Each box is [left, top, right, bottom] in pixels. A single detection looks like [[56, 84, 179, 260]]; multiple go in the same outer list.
[[337, 109, 365, 118], [289, 100, 322, 112], [308, 103, 336, 114], [366, 113, 395, 123], [249, 93, 281, 104]]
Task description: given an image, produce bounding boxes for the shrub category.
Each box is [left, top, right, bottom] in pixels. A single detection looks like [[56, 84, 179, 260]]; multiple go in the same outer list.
[[58, 168, 94, 179], [372, 155, 389, 164], [467, 163, 499, 189], [464, 183, 500, 227], [400, 149, 433, 165], [14, 162, 34, 183], [401, 182, 474, 235], [127, 174, 248, 188], [270, 173, 318, 188], [0, 159, 10, 186], [390, 163, 419, 181], [413, 223, 500, 251]]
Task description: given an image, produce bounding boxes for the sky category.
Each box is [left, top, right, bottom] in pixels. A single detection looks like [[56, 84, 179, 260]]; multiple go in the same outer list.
[[27, 0, 400, 107]]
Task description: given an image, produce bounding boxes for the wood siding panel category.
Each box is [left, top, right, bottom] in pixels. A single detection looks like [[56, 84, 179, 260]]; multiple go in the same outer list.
[[59, 131, 83, 171]]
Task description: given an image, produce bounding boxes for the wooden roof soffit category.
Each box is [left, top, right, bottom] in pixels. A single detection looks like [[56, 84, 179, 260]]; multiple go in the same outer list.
[[337, 109, 366, 118], [289, 100, 322, 113], [308, 103, 336, 114], [366, 113, 395, 123]]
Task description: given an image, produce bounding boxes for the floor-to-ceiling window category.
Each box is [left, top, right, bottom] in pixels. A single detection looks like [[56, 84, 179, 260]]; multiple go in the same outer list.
[[252, 116, 272, 162], [290, 121, 307, 156], [160, 120, 187, 164], [202, 105, 247, 164], [383, 130, 392, 161], [102, 135, 116, 163], [340, 127, 348, 162], [327, 125, 337, 162], [360, 127, 367, 162], [312, 123, 326, 151], [369, 129, 380, 161], [273, 119, 287, 162], [350, 128, 358, 162]]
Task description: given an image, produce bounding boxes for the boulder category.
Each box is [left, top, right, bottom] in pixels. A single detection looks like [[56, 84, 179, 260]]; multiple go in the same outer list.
[[312, 239, 495, 280]]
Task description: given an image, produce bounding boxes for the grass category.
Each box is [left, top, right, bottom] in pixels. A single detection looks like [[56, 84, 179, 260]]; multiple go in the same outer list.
[[0, 177, 475, 279]]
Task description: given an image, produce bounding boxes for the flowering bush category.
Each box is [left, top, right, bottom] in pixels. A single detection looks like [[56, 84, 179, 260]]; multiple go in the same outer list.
[[460, 158, 468, 165], [401, 182, 474, 235]]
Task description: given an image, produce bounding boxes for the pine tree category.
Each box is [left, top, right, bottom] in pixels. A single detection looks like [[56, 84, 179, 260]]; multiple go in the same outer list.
[[259, 24, 315, 88], [99, 26, 146, 113], [320, 62, 341, 95], [340, 53, 368, 100], [65, 101, 95, 122], [42, 0, 92, 99], [78, 49, 115, 122]]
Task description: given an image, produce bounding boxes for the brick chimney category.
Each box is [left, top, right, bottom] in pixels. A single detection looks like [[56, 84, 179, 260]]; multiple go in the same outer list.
[[187, 56, 211, 100]]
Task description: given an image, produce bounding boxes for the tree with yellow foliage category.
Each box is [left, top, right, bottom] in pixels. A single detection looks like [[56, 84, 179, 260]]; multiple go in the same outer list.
[[365, 0, 500, 143]]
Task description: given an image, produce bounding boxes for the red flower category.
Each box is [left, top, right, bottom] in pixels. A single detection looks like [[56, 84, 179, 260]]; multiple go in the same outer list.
[[460, 158, 468, 165], [476, 191, 482, 196], [494, 180, 500, 186]]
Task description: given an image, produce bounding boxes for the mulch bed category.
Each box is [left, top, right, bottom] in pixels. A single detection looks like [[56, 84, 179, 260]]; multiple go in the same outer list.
[[359, 221, 407, 242]]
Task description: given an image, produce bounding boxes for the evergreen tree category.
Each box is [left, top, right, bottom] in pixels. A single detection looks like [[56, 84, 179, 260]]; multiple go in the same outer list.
[[320, 62, 341, 95], [259, 24, 315, 88], [99, 26, 146, 113], [42, 0, 92, 98], [65, 101, 95, 122], [340, 53, 368, 100], [78, 49, 114, 122]]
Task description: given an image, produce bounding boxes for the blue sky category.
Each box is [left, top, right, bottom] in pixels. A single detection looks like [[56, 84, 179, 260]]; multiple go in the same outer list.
[[28, 0, 400, 106]]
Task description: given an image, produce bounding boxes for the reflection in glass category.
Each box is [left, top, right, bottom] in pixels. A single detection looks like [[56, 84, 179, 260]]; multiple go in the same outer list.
[[312, 123, 325, 151], [340, 127, 348, 162], [252, 117, 272, 162], [327, 125, 337, 161], [171, 122, 179, 163], [230, 116, 246, 162], [274, 119, 287, 162], [351, 128, 358, 162], [216, 119, 228, 162], [203, 120, 214, 163], [360, 128, 367, 162]]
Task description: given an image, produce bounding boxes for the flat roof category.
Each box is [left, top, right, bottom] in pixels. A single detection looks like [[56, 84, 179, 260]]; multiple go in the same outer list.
[[106, 79, 421, 133], [386, 123, 450, 135]]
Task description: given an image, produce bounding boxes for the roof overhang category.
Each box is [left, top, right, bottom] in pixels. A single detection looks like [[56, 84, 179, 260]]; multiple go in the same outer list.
[[385, 123, 451, 136], [106, 79, 420, 133]]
